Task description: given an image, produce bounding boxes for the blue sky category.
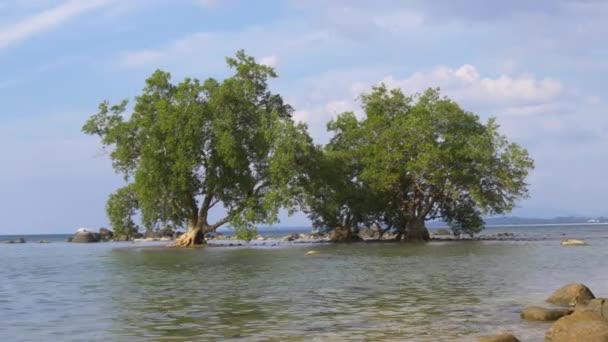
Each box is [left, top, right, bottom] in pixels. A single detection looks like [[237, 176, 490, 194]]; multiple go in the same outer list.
[[1, 0, 607, 234]]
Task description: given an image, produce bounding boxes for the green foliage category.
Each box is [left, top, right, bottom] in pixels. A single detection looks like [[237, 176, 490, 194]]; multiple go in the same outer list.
[[307, 85, 534, 237], [84, 50, 313, 238], [234, 226, 258, 242], [106, 184, 140, 238]]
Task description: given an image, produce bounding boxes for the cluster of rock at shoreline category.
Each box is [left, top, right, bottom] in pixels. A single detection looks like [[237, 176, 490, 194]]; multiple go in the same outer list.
[[479, 283, 608, 341]]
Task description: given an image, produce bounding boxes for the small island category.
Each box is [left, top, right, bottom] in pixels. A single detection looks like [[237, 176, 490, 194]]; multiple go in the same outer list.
[[83, 51, 533, 247]]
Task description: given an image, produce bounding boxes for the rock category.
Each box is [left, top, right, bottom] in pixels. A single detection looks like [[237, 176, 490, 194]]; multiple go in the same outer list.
[[64, 237, 73, 242], [38, 240, 49, 243], [98, 228, 114, 241], [434, 228, 452, 236], [477, 333, 521, 342], [159, 237, 171, 241], [548, 283, 595, 306], [576, 298, 608, 319], [14, 238, 26, 243], [299, 234, 308, 239], [72, 231, 101, 243], [282, 233, 300, 241], [358, 226, 380, 240], [256, 236, 266, 241], [545, 310, 608, 342], [521, 306, 573, 321], [561, 239, 587, 246]]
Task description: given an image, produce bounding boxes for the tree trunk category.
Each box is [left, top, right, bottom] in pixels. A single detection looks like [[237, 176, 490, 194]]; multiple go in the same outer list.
[[404, 218, 430, 242], [329, 226, 361, 242], [171, 225, 205, 247]]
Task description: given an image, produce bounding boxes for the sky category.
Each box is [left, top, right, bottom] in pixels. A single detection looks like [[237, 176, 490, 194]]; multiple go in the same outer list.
[[1, 0, 607, 234]]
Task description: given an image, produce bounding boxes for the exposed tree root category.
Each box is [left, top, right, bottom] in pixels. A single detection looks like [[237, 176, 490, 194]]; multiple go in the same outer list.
[[170, 228, 205, 247]]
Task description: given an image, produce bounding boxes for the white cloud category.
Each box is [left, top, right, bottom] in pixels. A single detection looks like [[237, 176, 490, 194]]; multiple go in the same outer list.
[[0, 0, 114, 49], [260, 55, 278, 68], [377, 64, 564, 107]]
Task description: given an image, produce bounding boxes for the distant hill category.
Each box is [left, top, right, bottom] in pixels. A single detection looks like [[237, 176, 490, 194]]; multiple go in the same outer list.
[[427, 216, 608, 227]]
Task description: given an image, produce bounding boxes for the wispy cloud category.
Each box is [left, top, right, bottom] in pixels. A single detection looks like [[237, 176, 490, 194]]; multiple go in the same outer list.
[[0, 0, 113, 49]]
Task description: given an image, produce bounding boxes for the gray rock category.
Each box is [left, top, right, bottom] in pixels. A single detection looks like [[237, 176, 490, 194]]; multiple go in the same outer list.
[[98, 228, 114, 241], [72, 231, 101, 243]]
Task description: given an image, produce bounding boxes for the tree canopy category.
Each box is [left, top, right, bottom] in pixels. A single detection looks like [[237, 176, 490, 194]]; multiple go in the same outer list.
[[83, 50, 314, 246], [302, 85, 534, 241]]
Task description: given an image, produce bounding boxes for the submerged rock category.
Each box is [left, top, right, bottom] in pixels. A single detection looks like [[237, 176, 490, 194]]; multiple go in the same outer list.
[[521, 306, 572, 321], [1, 239, 25, 244], [561, 239, 587, 246], [545, 310, 608, 342], [548, 283, 595, 306], [477, 333, 520, 342]]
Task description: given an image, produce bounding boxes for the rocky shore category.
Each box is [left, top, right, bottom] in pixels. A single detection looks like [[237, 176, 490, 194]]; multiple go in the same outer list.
[[479, 283, 608, 341]]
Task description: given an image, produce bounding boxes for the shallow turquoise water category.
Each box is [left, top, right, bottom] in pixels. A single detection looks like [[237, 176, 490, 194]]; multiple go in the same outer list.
[[1, 225, 608, 341]]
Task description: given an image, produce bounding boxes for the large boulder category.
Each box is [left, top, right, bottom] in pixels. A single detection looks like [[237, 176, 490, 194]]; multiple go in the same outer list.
[[98, 228, 114, 241], [577, 298, 608, 319], [545, 310, 608, 342], [477, 333, 521, 342], [548, 283, 595, 306], [72, 231, 101, 243], [358, 224, 380, 240], [521, 306, 573, 321]]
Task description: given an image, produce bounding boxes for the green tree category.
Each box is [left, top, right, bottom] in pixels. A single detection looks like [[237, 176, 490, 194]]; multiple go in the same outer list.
[[106, 184, 140, 239], [325, 85, 534, 241], [300, 113, 386, 241], [83, 51, 313, 246]]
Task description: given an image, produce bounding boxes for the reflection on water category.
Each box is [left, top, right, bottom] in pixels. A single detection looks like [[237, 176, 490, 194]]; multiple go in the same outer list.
[[102, 242, 608, 341], [2, 231, 608, 341]]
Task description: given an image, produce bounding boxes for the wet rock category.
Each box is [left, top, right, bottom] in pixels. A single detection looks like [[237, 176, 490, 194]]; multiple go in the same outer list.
[[72, 231, 101, 243], [561, 239, 587, 246], [548, 283, 595, 306], [576, 298, 608, 319], [521, 306, 573, 321], [38, 240, 49, 243], [545, 310, 608, 342], [477, 333, 521, 342]]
